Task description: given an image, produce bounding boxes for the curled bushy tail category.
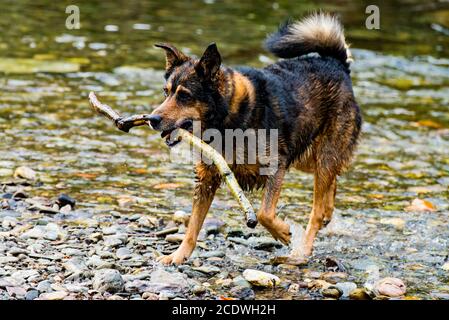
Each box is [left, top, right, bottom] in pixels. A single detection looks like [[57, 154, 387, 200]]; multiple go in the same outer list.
[[265, 13, 352, 68]]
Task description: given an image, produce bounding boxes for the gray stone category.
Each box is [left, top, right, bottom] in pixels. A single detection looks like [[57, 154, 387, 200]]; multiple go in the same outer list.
[[25, 289, 39, 300], [92, 269, 124, 293]]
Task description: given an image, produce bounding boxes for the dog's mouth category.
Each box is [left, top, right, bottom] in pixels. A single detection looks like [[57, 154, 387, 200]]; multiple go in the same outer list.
[[161, 119, 194, 147]]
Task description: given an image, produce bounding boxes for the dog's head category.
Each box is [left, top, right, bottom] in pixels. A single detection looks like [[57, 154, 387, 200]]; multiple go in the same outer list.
[[149, 42, 227, 146]]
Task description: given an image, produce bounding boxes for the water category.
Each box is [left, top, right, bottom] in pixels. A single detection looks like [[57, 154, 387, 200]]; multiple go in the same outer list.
[[0, 0, 448, 299]]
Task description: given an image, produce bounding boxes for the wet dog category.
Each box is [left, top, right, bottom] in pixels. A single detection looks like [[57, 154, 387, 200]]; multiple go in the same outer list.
[[149, 13, 362, 265]]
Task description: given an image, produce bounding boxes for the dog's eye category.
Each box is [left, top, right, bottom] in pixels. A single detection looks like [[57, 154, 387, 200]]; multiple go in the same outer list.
[[176, 90, 192, 102], [163, 88, 169, 97]]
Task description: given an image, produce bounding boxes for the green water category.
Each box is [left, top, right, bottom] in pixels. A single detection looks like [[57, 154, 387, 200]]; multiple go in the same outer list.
[[0, 0, 449, 299]]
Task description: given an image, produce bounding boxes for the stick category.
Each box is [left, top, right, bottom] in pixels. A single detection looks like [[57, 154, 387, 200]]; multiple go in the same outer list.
[[88, 92, 258, 228]]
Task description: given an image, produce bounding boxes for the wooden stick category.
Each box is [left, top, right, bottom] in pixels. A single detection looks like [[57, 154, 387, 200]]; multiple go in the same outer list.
[[88, 92, 258, 228]]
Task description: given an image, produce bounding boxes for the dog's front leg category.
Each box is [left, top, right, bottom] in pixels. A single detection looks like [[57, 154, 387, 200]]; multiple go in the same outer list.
[[158, 165, 220, 265]]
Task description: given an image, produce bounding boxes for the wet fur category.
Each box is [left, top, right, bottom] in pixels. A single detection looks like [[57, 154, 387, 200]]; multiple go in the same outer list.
[[153, 13, 362, 264]]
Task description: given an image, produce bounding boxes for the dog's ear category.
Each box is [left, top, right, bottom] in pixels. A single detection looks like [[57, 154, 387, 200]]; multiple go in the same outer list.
[[195, 43, 221, 80], [154, 43, 189, 74]]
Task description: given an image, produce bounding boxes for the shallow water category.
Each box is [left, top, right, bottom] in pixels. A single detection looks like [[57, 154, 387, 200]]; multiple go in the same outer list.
[[0, 0, 448, 299]]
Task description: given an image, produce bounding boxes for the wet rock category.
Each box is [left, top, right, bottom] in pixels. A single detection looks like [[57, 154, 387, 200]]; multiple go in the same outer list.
[[324, 257, 347, 272], [116, 247, 132, 260], [92, 269, 124, 293], [320, 272, 348, 284], [137, 216, 157, 228], [147, 269, 189, 293], [2, 216, 18, 229], [372, 277, 406, 298], [242, 269, 280, 288], [39, 291, 68, 300], [37, 280, 53, 293], [405, 198, 436, 212], [232, 276, 252, 289], [6, 286, 27, 298], [349, 288, 371, 300], [14, 166, 37, 181], [335, 282, 357, 297], [192, 265, 220, 275], [57, 194, 76, 209], [142, 292, 159, 300], [117, 196, 136, 208], [247, 236, 282, 250], [203, 218, 225, 235], [165, 234, 184, 243], [230, 286, 255, 300], [308, 280, 333, 291], [25, 289, 39, 300], [191, 285, 206, 295], [321, 287, 342, 299], [63, 257, 87, 274], [173, 210, 190, 225]]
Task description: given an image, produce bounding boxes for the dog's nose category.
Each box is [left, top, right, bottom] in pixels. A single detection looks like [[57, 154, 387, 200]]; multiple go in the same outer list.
[[148, 115, 162, 129]]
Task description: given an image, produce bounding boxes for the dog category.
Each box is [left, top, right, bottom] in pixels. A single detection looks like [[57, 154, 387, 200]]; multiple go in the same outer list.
[[148, 13, 362, 265]]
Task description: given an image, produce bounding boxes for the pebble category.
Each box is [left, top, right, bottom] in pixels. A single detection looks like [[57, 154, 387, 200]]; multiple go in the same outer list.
[[39, 291, 68, 300], [192, 265, 221, 275], [173, 210, 190, 225], [92, 269, 124, 293], [191, 285, 206, 295], [335, 282, 357, 297], [142, 292, 159, 300], [247, 236, 282, 250], [116, 247, 132, 260], [25, 289, 39, 300], [14, 166, 37, 180], [320, 272, 348, 284], [137, 216, 157, 228], [372, 277, 406, 298], [321, 287, 342, 299], [230, 286, 255, 300], [57, 194, 76, 208], [232, 276, 252, 288], [165, 233, 185, 243], [2, 216, 18, 229], [37, 280, 53, 293], [349, 288, 371, 300], [242, 269, 281, 288]]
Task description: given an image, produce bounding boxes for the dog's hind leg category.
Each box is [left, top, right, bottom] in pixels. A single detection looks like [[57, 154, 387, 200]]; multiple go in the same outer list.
[[157, 165, 220, 265], [303, 171, 337, 256], [257, 167, 291, 245]]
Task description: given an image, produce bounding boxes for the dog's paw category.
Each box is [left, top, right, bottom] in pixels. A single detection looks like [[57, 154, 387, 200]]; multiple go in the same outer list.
[[156, 248, 190, 265]]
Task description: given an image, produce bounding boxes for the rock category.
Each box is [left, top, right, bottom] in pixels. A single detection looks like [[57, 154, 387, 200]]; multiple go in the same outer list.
[[0, 256, 19, 264], [39, 291, 68, 300], [242, 269, 281, 288], [6, 286, 27, 297], [117, 196, 136, 208], [142, 292, 159, 300], [308, 280, 332, 291], [320, 272, 348, 284], [405, 198, 436, 212], [321, 287, 342, 299], [380, 217, 406, 230], [173, 210, 190, 225], [372, 277, 406, 298], [247, 236, 282, 250], [165, 234, 185, 243], [148, 269, 189, 293], [57, 194, 76, 209], [60, 204, 72, 213], [325, 257, 344, 272], [63, 257, 87, 274], [14, 166, 37, 180], [25, 289, 39, 300], [230, 286, 255, 300], [192, 265, 221, 275], [349, 288, 371, 300], [104, 234, 127, 247], [137, 216, 157, 228], [335, 282, 357, 297], [37, 280, 53, 293], [191, 285, 206, 295], [441, 261, 449, 271], [21, 223, 65, 241], [232, 276, 252, 288], [203, 218, 225, 235], [92, 269, 124, 293], [2, 216, 18, 229], [116, 247, 132, 260]]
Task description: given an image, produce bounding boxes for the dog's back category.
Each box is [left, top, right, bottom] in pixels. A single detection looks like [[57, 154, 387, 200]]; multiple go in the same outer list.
[[232, 13, 362, 176]]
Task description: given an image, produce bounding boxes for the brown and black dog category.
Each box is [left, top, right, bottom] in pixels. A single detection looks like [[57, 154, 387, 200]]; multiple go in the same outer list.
[[148, 13, 362, 265]]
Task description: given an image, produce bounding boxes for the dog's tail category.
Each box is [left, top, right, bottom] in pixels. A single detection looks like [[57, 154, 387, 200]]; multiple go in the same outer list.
[[265, 13, 352, 68]]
